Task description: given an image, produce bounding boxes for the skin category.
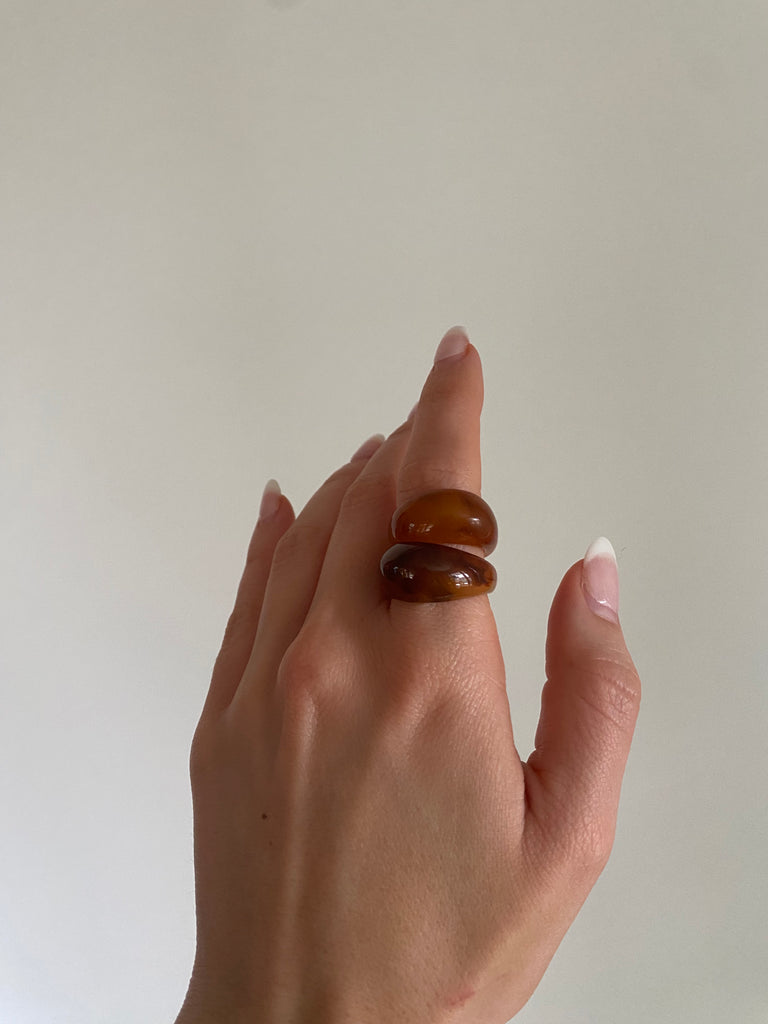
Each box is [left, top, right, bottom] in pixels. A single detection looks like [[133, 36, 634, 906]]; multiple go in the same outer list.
[[175, 331, 642, 1024]]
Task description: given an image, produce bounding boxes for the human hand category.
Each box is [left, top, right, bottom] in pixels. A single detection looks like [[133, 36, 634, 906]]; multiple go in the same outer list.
[[175, 327, 641, 1024]]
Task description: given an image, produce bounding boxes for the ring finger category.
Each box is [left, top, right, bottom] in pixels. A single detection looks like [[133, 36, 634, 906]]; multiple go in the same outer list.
[[232, 420, 414, 716]]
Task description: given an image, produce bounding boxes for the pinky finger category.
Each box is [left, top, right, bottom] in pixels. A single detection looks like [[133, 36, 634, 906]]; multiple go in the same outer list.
[[200, 480, 295, 721]]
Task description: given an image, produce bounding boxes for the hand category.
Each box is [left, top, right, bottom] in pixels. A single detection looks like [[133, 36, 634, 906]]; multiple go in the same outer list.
[[175, 327, 641, 1024]]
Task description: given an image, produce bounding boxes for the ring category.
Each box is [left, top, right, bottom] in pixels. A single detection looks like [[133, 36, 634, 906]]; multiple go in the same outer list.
[[380, 489, 498, 603]]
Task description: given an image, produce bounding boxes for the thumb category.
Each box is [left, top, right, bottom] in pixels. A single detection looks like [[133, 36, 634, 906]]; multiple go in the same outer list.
[[525, 538, 642, 871]]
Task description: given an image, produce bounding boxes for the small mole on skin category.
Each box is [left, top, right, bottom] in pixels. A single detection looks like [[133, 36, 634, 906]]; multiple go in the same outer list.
[[262, 813, 268, 820]]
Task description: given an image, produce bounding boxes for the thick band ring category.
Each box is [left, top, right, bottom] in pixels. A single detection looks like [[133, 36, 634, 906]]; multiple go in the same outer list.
[[380, 489, 498, 603]]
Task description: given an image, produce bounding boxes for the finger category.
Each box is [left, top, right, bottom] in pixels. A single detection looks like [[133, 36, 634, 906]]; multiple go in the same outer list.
[[390, 328, 493, 644], [233, 429, 404, 713], [310, 327, 487, 626], [201, 481, 295, 720], [397, 326, 483, 521], [524, 538, 642, 877]]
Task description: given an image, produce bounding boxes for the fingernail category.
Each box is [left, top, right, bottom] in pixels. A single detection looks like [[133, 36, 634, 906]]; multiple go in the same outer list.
[[434, 325, 469, 365], [350, 432, 385, 461], [259, 478, 282, 521], [581, 537, 620, 624]]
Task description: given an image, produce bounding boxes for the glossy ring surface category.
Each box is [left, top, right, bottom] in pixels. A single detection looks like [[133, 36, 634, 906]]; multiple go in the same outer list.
[[391, 488, 498, 555], [380, 543, 496, 602], [381, 489, 498, 603]]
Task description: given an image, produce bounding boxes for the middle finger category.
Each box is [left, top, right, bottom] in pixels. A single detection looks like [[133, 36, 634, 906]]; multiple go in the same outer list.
[[310, 327, 487, 627]]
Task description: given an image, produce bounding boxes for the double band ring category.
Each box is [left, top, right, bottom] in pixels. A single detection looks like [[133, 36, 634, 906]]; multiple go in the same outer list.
[[380, 489, 498, 603]]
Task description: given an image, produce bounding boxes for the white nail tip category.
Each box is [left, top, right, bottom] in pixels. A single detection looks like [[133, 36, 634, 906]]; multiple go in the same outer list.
[[433, 327, 470, 364], [584, 536, 617, 563], [259, 478, 282, 521]]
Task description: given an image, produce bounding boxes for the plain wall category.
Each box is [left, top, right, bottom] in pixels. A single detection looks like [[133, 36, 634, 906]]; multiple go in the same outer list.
[[2, 2, 767, 1021]]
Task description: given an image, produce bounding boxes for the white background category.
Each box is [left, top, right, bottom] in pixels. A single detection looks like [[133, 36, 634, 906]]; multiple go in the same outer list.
[[2, 2, 767, 1022]]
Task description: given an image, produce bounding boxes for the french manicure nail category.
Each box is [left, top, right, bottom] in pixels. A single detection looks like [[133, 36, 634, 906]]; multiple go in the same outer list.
[[582, 536, 620, 623], [259, 478, 282, 521], [351, 433, 386, 461], [433, 326, 469, 364]]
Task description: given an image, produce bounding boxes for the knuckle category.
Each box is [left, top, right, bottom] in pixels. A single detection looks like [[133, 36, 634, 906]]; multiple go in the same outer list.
[[397, 459, 475, 498], [339, 470, 393, 515], [277, 625, 340, 701], [276, 635, 319, 693], [543, 811, 615, 883], [327, 460, 362, 486], [189, 719, 217, 782], [220, 603, 249, 649], [275, 614, 361, 728], [387, 419, 412, 439], [580, 655, 641, 732], [572, 816, 615, 875], [270, 519, 319, 568]]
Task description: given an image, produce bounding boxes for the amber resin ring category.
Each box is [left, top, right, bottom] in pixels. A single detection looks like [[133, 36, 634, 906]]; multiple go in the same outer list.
[[380, 489, 498, 603]]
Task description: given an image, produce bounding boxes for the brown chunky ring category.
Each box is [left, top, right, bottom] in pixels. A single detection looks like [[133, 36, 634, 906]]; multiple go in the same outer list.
[[380, 489, 498, 603], [380, 542, 497, 602], [390, 488, 498, 555]]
